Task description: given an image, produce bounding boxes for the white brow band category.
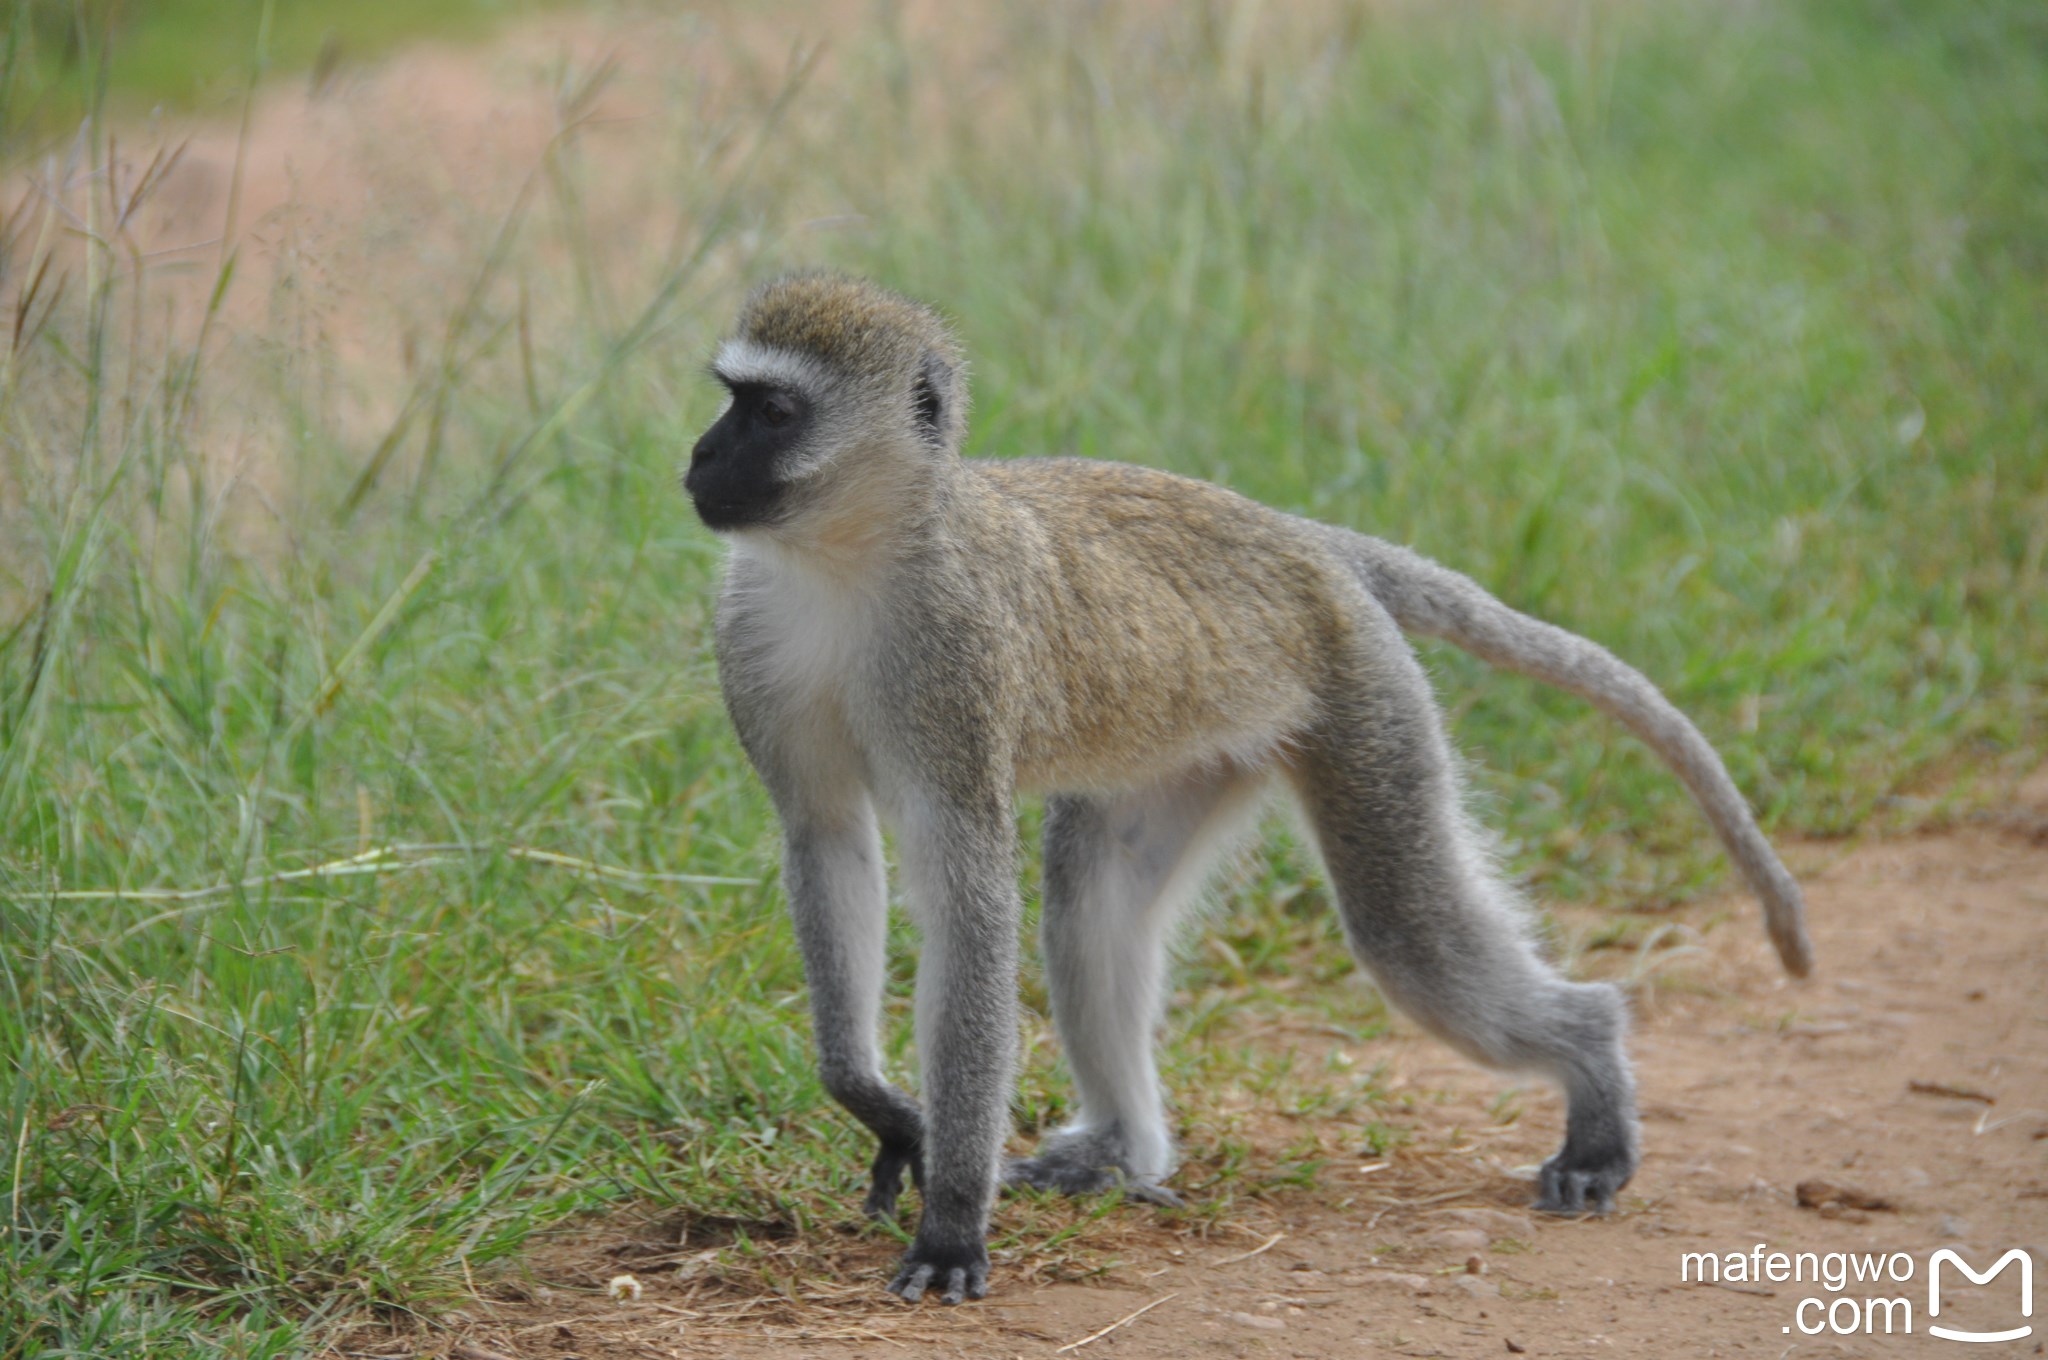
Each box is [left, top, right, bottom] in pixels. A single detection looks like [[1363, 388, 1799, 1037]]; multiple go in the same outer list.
[[713, 339, 829, 393]]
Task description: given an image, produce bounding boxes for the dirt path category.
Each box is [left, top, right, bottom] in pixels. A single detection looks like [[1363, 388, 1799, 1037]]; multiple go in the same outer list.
[[347, 771, 2046, 1360]]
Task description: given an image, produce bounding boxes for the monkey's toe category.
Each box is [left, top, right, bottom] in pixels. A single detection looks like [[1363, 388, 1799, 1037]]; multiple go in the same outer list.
[[940, 1265, 982, 1305], [888, 1261, 936, 1302], [1117, 1177, 1184, 1209], [1534, 1157, 1627, 1215]]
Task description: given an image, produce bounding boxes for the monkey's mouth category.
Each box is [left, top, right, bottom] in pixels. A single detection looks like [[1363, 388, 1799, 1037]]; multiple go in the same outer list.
[[688, 491, 781, 532]]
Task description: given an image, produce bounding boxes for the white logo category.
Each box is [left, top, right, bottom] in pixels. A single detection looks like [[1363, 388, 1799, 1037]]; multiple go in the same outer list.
[[1928, 1248, 2033, 1345]]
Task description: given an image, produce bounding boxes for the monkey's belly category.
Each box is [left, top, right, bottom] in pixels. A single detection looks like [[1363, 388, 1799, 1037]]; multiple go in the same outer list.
[[1011, 666, 1315, 794]]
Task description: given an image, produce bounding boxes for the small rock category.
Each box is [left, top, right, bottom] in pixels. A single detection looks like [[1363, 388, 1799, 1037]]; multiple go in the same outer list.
[[1228, 1311, 1287, 1331], [1362, 1271, 1433, 1294], [1421, 1227, 1492, 1252], [1465, 1255, 1487, 1275], [1451, 1275, 1500, 1299], [1795, 1179, 1894, 1212], [1441, 1207, 1533, 1236], [1939, 1215, 1974, 1240], [1506, 1340, 1527, 1355]]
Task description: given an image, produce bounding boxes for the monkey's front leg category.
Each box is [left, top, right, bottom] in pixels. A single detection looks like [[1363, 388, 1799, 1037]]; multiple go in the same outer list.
[[781, 806, 926, 1222], [888, 797, 1021, 1304]]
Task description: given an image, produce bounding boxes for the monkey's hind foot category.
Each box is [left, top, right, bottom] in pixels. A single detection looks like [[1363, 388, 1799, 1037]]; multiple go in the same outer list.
[[1532, 1123, 1636, 1216], [1533, 1054, 1639, 1216], [1002, 1155, 1183, 1209]]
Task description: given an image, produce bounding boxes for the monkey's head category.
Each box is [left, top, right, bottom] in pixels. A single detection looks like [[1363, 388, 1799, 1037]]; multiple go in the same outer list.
[[686, 273, 968, 537]]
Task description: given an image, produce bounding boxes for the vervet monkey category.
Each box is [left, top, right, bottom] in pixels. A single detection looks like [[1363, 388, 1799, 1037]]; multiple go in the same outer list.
[[683, 273, 1811, 1304]]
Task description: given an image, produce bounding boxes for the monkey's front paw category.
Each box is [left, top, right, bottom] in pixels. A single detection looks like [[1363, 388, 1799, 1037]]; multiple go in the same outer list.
[[887, 1237, 988, 1305], [1533, 1148, 1632, 1215], [863, 1139, 924, 1222]]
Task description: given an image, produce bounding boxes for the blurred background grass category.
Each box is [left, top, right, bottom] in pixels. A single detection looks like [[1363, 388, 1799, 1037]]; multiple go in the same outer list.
[[1, 0, 2044, 1353], [3, 0, 553, 134]]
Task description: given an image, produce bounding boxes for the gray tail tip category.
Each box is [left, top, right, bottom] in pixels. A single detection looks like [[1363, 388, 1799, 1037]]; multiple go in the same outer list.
[[1777, 932, 1816, 978], [1767, 891, 1815, 978]]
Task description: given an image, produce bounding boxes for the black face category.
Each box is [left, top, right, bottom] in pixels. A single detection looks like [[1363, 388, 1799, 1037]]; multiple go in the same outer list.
[[684, 382, 812, 530]]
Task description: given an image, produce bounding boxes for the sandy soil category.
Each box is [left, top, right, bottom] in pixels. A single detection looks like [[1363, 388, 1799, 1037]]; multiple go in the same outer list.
[[5, 0, 978, 355], [334, 768, 2048, 1360]]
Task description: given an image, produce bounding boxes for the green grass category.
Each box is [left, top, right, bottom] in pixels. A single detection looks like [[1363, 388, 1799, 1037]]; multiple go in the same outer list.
[[3, 0, 2046, 1353]]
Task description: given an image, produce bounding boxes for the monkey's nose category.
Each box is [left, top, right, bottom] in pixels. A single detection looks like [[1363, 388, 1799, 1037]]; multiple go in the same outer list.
[[684, 438, 720, 496]]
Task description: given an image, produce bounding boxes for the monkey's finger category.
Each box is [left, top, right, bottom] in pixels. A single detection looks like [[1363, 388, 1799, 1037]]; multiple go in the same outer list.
[[862, 1170, 904, 1221], [940, 1267, 969, 1305], [888, 1263, 935, 1303]]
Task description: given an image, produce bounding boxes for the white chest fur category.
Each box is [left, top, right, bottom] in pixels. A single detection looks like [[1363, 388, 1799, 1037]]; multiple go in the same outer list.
[[725, 536, 877, 708]]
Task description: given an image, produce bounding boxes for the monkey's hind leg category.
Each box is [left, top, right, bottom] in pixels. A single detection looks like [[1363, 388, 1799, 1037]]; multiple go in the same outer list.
[[1008, 764, 1267, 1206], [1285, 643, 1639, 1215]]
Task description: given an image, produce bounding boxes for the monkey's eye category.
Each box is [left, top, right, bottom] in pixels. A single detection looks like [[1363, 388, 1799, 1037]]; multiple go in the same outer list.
[[759, 392, 798, 429]]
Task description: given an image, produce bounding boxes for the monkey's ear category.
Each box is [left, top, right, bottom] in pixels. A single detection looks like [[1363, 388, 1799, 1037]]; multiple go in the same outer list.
[[912, 351, 952, 447]]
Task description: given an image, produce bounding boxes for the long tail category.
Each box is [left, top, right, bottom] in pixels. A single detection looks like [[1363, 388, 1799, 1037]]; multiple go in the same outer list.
[[1327, 527, 1813, 977]]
